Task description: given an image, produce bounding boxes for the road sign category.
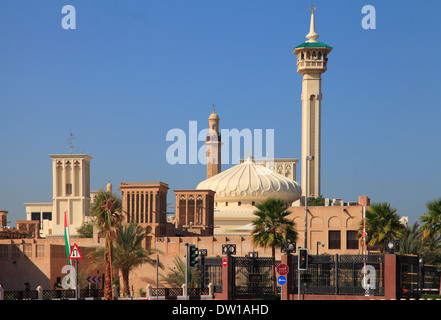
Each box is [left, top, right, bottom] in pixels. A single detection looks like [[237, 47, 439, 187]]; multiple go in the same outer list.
[[277, 264, 289, 275], [222, 258, 227, 268], [277, 275, 287, 286], [69, 243, 82, 259], [87, 276, 102, 283]]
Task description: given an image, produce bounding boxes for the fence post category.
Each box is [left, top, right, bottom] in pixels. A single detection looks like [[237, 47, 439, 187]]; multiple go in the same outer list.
[[281, 254, 292, 300], [384, 254, 397, 300], [218, 255, 233, 300], [146, 284, 152, 299], [208, 283, 213, 297], [36, 286, 43, 300]]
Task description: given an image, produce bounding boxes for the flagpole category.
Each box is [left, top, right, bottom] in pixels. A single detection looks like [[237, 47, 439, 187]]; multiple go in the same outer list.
[[64, 211, 71, 265], [362, 195, 368, 295], [363, 195, 366, 256]]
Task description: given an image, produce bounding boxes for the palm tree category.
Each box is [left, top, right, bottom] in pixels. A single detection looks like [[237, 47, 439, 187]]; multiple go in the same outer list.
[[360, 202, 405, 252], [251, 197, 297, 296], [420, 197, 441, 240], [399, 222, 424, 255], [113, 223, 162, 297], [91, 190, 124, 300], [162, 256, 199, 288]]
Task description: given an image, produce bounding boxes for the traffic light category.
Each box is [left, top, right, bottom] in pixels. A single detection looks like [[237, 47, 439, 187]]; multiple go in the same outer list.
[[189, 245, 199, 268], [298, 248, 308, 270]]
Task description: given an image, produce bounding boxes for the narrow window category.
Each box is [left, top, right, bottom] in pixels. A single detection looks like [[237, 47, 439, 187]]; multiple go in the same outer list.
[[346, 230, 359, 250], [66, 183, 72, 195], [328, 230, 341, 249]]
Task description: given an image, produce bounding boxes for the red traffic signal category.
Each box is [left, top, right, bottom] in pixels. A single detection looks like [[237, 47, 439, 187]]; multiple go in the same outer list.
[[298, 248, 308, 270]]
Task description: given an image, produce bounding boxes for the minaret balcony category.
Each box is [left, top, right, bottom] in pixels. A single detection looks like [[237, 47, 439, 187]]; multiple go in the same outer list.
[[297, 59, 328, 74], [206, 133, 221, 142]]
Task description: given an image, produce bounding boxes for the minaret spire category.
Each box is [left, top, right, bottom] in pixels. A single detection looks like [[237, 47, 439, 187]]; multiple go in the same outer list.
[[306, 5, 319, 43]]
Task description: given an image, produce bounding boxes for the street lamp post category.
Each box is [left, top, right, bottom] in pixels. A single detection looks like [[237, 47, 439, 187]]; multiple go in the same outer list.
[[304, 155, 314, 249], [316, 241, 324, 255]]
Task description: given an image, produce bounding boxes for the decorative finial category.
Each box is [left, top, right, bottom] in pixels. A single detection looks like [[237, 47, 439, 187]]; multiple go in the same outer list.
[[245, 149, 253, 162], [306, 5, 319, 43], [68, 130, 75, 154], [212, 104, 215, 113]]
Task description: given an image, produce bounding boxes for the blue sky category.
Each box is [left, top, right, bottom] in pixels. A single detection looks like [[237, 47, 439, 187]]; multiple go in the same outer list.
[[0, 0, 440, 226]]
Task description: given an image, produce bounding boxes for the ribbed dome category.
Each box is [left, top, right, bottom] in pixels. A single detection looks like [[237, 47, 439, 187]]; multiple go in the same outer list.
[[196, 157, 301, 203]]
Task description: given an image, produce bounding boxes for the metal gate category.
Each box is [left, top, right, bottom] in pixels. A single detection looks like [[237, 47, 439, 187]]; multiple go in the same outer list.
[[198, 257, 223, 293], [397, 255, 421, 299], [232, 256, 280, 299]]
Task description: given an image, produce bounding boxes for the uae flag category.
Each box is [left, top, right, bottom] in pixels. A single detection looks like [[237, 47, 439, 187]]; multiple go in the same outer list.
[[64, 211, 71, 265]]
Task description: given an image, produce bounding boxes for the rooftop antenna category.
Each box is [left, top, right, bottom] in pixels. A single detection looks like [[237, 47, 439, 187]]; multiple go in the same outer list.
[[68, 131, 75, 154]]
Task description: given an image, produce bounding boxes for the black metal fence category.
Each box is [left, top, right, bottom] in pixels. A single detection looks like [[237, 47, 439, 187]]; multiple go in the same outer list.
[[3, 290, 39, 300], [3, 255, 438, 300], [2, 289, 104, 300], [290, 254, 385, 296], [152, 287, 210, 297]]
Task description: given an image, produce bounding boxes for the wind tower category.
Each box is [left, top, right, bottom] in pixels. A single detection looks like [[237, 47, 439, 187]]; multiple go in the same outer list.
[[205, 105, 222, 179], [50, 154, 92, 236], [293, 6, 332, 200]]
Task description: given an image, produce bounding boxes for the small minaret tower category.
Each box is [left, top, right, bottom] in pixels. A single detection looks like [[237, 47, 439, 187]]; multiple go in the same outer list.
[[205, 105, 222, 179], [293, 6, 332, 200]]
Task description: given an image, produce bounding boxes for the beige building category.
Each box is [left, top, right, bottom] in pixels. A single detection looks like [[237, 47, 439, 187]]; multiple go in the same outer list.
[[23, 154, 93, 238], [50, 154, 92, 237], [24, 203, 53, 238], [174, 189, 215, 236], [119, 181, 170, 238]]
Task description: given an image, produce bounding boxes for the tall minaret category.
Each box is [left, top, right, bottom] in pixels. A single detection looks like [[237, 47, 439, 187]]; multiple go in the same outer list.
[[293, 6, 332, 199], [205, 105, 222, 179]]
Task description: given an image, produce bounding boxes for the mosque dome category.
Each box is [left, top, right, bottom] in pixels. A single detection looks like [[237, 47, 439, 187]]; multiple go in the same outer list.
[[196, 157, 301, 204]]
